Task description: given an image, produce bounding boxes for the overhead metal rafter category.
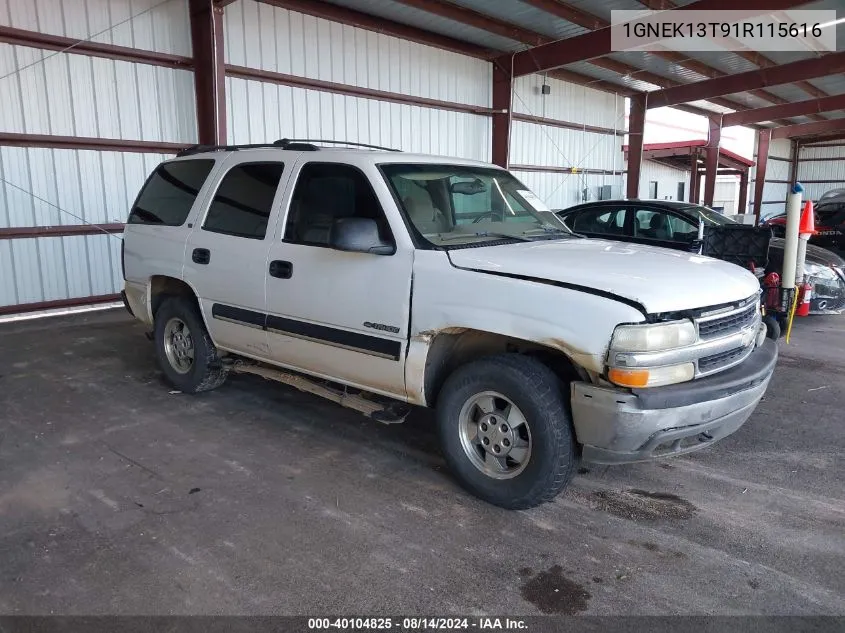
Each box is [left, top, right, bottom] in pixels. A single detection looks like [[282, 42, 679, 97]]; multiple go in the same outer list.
[[723, 94, 845, 128], [647, 52, 845, 110], [504, 0, 815, 77], [635, 0, 831, 119], [520, 0, 803, 120], [770, 119, 845, 140]]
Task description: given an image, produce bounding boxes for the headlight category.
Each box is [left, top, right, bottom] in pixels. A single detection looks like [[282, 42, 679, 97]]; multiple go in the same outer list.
[[611, 320, 696, 352]]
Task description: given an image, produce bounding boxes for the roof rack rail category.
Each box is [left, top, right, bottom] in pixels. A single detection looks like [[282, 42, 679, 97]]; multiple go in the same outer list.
[[175, 138, 400, 157], [278, 138, 402, 152]]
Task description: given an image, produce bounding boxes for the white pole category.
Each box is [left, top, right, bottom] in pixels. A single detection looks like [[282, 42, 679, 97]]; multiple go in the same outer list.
[[795, 236, 809, 284], [781, 183, 803, 290]]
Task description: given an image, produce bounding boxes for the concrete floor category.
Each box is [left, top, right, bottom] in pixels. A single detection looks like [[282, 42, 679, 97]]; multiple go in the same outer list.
[[0, 310, 843, 615]]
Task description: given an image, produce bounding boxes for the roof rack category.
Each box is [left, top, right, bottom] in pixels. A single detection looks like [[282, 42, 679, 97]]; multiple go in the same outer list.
[[176, 138, 401, 157]]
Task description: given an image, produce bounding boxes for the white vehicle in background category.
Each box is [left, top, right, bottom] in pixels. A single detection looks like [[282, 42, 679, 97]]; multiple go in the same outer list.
[[122, 139, 777, 509]]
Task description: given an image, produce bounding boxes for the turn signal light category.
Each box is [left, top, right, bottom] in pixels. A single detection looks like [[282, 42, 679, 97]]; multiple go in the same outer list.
[[608, 367, 650, 388]]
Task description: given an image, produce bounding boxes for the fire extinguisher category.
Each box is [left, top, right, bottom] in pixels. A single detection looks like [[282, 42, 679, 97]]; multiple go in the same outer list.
[[796, 282, 813, 317]]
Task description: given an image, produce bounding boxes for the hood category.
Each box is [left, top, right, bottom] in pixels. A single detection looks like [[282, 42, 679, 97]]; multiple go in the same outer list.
[[447, 239, 760, 314], [769, 238, 845, 268]]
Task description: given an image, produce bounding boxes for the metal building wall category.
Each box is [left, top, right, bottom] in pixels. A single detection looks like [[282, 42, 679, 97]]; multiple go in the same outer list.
[[797, 142, 845, 201], [751, 138, 792, 219], [0, 0, 195, 313], [223, 0, 491, 160], [631, 160, 689, 202], [509, 74, 625, 209]]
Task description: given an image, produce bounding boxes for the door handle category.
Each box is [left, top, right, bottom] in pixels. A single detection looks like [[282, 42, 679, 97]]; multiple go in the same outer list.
[[192, 248, 211, 265], [269, 260, 293, 279]]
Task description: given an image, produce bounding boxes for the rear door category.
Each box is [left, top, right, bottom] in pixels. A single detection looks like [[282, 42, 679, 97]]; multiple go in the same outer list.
[[183, 157, 290, 359], [628, 206, 697, 251]]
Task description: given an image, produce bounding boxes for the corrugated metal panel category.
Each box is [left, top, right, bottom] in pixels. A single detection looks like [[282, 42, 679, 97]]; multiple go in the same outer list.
[[0, 44, 197, 142], [447, 0, 589, 41], [768, 138, 794, 160], [0, 0, 191, 55], [226, 77, 492, 161], [798, 160, 845, 183], [607, 51, 710, 84], [512, 170, 623, 210], [562, 61, 661, 92], [316, 0, 522, 52], [800, 144, 845, 160], [512, 74, 625, 130], [510, 121, 621, 172], [224, 1, 492, 108], [636, 160, 689, 201], [0, 234, 123, 307]]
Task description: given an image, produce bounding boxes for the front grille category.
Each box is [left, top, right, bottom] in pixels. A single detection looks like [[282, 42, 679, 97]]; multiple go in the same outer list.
[[697, 303, 757, 340], [698, 346, 747, 373]]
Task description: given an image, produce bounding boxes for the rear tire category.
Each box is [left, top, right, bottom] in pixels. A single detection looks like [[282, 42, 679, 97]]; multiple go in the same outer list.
[[436, 354, 575, 510], [154, 296, 227, 393]]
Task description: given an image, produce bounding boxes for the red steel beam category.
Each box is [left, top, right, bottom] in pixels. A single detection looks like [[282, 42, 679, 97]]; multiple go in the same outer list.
[[771, 118, 845, 140], [738, 169, 749, 215], [225, 64, 497, 115], [492, 62, 512, 167], [506, 0, 813, 77], [0, 224, 125, 240], [190, 0, 227, 146], [627, 94, 647, 199], [723, 94, 845, 128], [512, 113, 624, 136], [799, 133, 845, 146], [689, 150, 700, 204], [0, 132, 184, 153], [703, 117, 721, 207], [753, 129, 771, 224], [257, 0, 494, 59], [648, 52, 845, 110], [0, 25, 193, 69]]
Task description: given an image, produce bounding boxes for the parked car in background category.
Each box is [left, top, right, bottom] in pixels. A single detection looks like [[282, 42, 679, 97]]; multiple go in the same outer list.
[[557, 200, 845, 314], [761, 194, 845, 254]]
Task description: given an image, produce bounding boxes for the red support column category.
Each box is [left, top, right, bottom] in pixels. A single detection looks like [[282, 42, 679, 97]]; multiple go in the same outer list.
[[753, 129, 771, 225], [491, 61, 512, 168], [689, 150, 699, 204], [703, 116, 720, 207], [738, 169, 749, 215], [189, 0, 226, 145], [789, 139, 800, 184], [626, 93, 646, 199]]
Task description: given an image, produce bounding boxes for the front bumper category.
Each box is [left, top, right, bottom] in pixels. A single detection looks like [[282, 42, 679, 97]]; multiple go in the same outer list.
[[571, 339, 778, 464]]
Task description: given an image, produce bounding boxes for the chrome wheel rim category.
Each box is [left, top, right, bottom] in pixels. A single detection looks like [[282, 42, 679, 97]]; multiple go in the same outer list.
[[163, 317, 194, 375], [458, 391, 532, 480]]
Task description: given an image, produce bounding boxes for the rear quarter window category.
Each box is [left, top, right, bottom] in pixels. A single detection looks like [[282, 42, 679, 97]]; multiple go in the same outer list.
[[128, 160, 215, 226]]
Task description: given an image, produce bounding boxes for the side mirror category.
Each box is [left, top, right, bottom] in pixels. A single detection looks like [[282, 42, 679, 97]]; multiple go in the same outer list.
[[329, 217, 395, 255]]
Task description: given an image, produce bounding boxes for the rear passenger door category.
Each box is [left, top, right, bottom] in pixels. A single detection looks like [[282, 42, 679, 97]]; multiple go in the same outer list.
[[628, 207, 698, 251], [184, 158, 290, 359]]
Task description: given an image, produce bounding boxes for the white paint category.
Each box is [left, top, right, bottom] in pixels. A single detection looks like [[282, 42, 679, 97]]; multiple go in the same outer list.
[[782, 189, 803, 290]]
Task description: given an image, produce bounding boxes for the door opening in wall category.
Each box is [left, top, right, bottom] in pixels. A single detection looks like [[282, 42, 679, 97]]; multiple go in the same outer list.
[[649, 181, 658, 199], [677, 182, 685, 202]]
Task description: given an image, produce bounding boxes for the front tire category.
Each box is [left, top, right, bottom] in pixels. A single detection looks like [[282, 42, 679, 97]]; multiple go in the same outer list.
[[154, 296, 227, 393], [436, 354, 575, 510]]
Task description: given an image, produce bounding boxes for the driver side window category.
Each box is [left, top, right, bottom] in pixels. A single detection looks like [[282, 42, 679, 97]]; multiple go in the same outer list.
[[284, 163, 393, 247]]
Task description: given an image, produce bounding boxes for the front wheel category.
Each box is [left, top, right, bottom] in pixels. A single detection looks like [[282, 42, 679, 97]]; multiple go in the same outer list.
[[436, 354, 575, 509]]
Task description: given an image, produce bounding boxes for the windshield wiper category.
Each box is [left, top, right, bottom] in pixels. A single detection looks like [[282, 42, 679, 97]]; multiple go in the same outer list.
[[521, 226, 574, 236], [437, 231, 532, 242]]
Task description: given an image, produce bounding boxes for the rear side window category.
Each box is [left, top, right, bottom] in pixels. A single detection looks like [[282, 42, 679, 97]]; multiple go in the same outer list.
[[202, 162, 285, 240], [128, 160, 214, 226]]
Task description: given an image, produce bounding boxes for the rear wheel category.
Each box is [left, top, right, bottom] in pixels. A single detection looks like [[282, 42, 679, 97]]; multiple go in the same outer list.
[[762, 314, 782, 340], [436, 354, 575, 509], [154, 296, 227, 393]]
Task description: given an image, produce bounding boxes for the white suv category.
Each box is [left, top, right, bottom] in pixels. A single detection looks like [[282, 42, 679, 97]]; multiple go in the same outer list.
[[122, 139, 777, 509]]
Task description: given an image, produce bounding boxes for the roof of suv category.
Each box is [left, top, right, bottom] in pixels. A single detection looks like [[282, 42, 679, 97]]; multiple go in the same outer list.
[[171, 139, 495, 168]]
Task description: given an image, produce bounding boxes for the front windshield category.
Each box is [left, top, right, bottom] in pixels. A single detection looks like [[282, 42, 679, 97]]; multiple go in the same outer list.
[[683, 205, 738, 226], [381, 163, 570, 247]]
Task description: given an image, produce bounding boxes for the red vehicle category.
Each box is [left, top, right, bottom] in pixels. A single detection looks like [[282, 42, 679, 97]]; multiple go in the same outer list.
[[761, 194, 845, 254]]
